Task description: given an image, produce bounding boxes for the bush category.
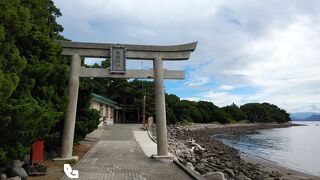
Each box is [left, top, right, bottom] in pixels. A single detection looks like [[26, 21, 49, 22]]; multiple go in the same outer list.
[[0, 98, 61, 160], [75, 108, 100, 142]]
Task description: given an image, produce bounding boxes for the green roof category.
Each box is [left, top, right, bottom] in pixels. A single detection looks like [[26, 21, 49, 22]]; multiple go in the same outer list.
[[91, 93, 122, 109]]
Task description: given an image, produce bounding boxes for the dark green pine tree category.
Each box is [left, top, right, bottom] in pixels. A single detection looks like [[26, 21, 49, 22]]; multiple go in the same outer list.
[[0, 0, 68, 161]]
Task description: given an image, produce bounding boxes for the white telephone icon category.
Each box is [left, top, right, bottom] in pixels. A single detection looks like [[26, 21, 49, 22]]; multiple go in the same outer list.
[[64, 164, 79, 179]]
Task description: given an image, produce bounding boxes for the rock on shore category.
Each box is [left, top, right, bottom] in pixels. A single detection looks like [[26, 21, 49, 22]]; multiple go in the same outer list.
[[167, 125, 283, 180]]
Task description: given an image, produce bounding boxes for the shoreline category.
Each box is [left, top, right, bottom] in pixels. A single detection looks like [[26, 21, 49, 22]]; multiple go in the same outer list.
[[241, 152, 319, 180], [168, 122, 319, 180], [185, 122, 304, 134]]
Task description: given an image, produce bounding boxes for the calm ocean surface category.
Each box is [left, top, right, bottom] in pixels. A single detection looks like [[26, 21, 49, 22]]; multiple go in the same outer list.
[[214, 121, 320, 176]]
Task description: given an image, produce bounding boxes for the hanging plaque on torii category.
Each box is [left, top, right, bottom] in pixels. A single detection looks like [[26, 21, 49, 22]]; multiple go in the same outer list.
[[56, 40, 197, 162], [110, 45, 126, 74]]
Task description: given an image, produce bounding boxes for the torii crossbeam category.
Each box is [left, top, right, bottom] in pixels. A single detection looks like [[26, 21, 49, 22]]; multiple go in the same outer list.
[[57, 40, 197, 161]]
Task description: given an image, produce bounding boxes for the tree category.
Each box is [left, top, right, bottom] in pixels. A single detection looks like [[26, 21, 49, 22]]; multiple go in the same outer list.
[[198, 101, 232, 123], [223, 103, 247, 121], [0, 0, 67, 161], [74, 85, 100, 142], [175, 100, 196, 122], [165, 94, 180, 124], [240, 103, 290, 123], [240, 103, 266, 122]]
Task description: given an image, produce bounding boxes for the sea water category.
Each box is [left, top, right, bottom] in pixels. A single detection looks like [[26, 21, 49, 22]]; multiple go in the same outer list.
[[214, 121, 320, 176]]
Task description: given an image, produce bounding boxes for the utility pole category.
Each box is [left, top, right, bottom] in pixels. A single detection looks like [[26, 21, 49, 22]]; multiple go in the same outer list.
[[142, 90, 146, 127]]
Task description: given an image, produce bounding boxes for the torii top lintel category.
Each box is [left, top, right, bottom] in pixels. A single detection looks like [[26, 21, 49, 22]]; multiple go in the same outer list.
[[58, 41, 197, 60]]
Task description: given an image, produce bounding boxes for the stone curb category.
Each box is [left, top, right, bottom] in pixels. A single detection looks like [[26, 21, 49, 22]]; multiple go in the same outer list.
[[173, 158, 205, 180], [146, 128, 205, 180]]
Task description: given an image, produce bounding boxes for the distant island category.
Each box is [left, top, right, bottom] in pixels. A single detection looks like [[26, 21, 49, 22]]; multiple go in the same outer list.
[[290, 112, 320, 121]]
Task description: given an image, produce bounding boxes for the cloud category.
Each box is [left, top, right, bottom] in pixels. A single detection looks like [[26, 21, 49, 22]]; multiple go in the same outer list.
[[184, 90, 245, 107], [202, 91, 244, 107], [185, 76, 209, 87], [53, 0, 320, 112], [235, 15, 320, 112], [184, 15, 320, 112], [218, 85, 235, 91]]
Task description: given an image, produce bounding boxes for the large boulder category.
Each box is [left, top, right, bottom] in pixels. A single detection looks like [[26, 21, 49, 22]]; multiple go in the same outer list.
[[1, 173, 7, 180], [22, 155, 30, 164], [6, 167, 28, 180], [7, 177, 21, 180], [5, 160, 22, 169]]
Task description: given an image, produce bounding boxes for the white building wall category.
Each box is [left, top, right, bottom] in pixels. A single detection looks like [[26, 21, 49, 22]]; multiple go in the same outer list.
[[90, 100, 114, 126]]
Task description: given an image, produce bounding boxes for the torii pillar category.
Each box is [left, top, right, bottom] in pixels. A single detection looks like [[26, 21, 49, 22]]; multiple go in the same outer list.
[[55, 41, 197, 161], [153, 56, 167, 155]]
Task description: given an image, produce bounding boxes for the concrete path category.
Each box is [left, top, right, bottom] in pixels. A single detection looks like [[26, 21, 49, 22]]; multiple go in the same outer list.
[[133, 131, 157, 157], [62, 124, 192, 180]]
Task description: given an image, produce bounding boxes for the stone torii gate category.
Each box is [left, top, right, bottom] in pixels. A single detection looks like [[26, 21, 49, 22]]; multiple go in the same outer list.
[[57, 41, 197, 161]]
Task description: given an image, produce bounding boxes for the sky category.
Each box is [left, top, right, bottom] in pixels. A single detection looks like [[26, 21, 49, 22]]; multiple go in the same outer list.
[[53, 0, 320, 113]]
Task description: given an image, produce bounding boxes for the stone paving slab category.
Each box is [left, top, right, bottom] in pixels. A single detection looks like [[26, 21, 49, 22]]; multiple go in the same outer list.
[[100, 124, 136, 141], [61, 124, 192, 180]]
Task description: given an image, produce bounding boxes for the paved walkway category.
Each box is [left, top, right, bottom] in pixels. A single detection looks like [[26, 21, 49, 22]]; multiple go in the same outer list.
[[62, 124, 192, 180]]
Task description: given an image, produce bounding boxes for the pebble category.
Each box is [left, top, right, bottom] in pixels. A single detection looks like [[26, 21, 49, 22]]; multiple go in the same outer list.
[[186, 162, 195, 170], [252, 175, 264, 180], [200, 158, 208, 163], [195, 166, 207, 175], [203, 172, 226, 180], [225, 162, 233, 168], [223, 168, 235, 177], [237, 174, 251, 180]]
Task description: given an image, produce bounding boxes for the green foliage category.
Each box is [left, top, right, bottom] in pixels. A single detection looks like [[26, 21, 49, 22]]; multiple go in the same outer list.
[[198, 101, 233, 123], [240, 103, 290, 123], [176, 100, 200, 122], [166, 94, 180, 124], [222, 103, 247, 121], [0, 148, 7, 162], [0, 0, 67, 160], [75, 107, 100, 142], [74, 80, 101, 142], [0, 98, 61, 160]]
